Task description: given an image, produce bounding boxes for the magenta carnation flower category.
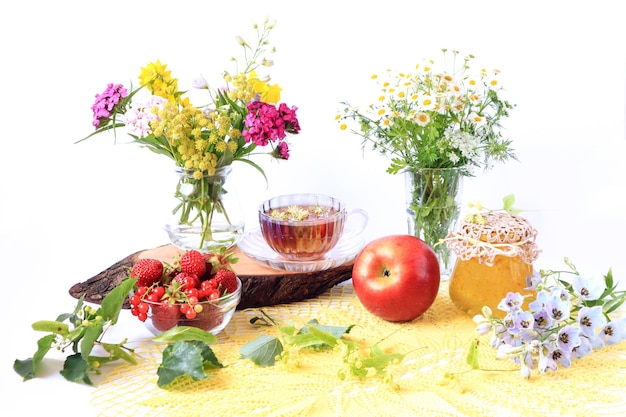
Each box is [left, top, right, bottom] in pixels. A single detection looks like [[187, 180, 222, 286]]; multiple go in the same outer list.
[[91, 83, 129, 128], [278, 103, 300, 135], [272, 141, 290, 160], [242, 101, 300, 147]]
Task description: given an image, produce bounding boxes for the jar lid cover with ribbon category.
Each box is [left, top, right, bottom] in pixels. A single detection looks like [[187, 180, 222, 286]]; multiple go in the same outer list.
[[445, 211, 541, 266]]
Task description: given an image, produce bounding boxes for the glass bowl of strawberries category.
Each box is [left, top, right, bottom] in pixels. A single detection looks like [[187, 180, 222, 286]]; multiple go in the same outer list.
[[128, 249, 242, 336]]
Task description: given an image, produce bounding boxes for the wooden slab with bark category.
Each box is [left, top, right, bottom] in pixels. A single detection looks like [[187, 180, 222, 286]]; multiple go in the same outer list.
[[68, 244, 353, 309]]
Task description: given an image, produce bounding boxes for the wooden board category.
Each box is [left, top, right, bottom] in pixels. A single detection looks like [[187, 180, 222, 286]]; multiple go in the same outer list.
[[68, 244, 353, 309]]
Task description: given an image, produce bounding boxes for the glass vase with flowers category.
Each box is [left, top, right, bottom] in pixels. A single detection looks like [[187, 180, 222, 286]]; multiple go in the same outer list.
[[337, 49, 516, 278], [78, 19, 301, 252]]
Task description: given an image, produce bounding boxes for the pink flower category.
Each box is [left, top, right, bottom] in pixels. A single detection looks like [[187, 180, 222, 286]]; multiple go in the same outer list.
[[278, 103, 300, 134], [242, 101, 300, 147], [273, 141, 290, 160], [91, 83, 128, 128]]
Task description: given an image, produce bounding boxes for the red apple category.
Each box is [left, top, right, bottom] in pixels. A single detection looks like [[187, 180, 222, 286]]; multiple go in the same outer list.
[[351, 234, 440, 322]]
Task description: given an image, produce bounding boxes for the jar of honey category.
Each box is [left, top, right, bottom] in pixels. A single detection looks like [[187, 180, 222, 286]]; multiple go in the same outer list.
[[446, 212, 540, 318]]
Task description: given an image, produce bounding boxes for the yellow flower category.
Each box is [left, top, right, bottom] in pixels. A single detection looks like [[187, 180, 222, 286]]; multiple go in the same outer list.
[[139, 60, 169, 86], [248, 70, 282, 104], [139, 60, 179, 103], [257, 81, 282, 104]]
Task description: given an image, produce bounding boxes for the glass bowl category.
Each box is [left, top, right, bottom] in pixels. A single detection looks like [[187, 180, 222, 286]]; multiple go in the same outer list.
[[142, 277, 241, 336]]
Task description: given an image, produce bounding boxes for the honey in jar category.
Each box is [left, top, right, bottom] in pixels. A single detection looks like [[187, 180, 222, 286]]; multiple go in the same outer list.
[[446, 212, 540, 318]]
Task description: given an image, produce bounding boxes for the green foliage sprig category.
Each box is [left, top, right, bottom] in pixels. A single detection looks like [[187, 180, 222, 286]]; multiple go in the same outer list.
[[241, 314, 408, 384], [13, 277, 226, 389], [14, 279, 138, 385]]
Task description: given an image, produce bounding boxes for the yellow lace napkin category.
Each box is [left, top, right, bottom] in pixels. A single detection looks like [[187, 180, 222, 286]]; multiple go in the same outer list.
[[91, 282, 626, 417]]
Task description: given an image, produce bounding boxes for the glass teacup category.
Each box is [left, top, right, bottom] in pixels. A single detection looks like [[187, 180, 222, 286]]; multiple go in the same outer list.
[[259, 193, 368, 261]]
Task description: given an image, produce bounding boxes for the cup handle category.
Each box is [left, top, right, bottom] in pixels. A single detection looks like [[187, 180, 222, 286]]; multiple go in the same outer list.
[[342, 209, 368, 239]]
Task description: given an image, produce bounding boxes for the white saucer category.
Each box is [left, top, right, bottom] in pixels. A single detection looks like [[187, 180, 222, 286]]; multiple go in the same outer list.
[[237, 229, 365, 272]]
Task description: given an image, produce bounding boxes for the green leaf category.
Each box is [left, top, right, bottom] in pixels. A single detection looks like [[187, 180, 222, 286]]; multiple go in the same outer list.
[[101, 278, 136, 324], [156, 341, 215, 388], [60, 353, 92, 385], [282, 332, 330, 349], [67, 327, 86, 343], [283, 320, 354, 349], [502, 194, 515, 212], [31, 320, 69, 336], [240, 335, 283, 366], [100, 343, 137, 365], [280, 324, 297, 336], [198, 343, 223, 370], [80, 322, 104, 360], [301, 326, 339, 348], [302, 319, 354, 339], [604, 268, 614, 291], [360, 345, 405, 375], [13, 358, 36, 381], [151, 326, 217, 344], [13, 334, 55, 380], [466, 339, 480, 370]]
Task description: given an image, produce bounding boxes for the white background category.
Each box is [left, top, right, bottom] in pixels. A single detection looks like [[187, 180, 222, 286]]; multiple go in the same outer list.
[[2, 1, 625, 415]]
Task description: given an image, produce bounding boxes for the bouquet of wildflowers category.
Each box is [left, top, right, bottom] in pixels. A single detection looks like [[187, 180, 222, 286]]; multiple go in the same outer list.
[[336, 48, 515, 175], [336, 49, 516, 273], [78, 19, 300, 251], [472, 258, 626, 379]]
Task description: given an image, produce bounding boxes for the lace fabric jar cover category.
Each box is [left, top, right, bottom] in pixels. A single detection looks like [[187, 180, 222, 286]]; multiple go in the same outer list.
[[445, 212, 541, 318]]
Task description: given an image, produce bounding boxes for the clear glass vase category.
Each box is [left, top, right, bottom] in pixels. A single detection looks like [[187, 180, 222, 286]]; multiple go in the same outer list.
[[405, 168, 463, 280], [164, 166, 244, 252]]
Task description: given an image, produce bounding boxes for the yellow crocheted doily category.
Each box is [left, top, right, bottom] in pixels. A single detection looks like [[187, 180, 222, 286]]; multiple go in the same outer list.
[[91, 282, 626, 417]]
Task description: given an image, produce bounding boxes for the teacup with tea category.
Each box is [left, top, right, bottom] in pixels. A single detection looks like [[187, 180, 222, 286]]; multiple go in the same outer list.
[[258, 193, 368, 261]]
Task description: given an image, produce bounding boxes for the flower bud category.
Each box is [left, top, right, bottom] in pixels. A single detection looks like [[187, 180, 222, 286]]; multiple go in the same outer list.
[[192, 75, 209, 89], [472, 314, 487, 324], [475, 322, 491, 336]]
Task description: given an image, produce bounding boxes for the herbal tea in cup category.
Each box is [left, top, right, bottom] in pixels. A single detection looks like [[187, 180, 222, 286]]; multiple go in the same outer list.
[[259, 193, 368, 261]]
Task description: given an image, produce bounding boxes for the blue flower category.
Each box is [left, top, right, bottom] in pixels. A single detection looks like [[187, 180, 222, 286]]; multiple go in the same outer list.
[[546, 295, 571, 323], [577, 305, 607, 338], [525, 270, 542, 290], [572, 335, 594, 359], [538, 343, 559, 373], [532, 308, 553, 330], [514, 311, 535, 331], [498, 292, 525, 312], [529, 290, 551, 312], [572, 275, 605, 301], [472, 259, 626, 379], [557, 325, 581, 353], [599, 318, 626, 345], [550, 286, 571, 304]]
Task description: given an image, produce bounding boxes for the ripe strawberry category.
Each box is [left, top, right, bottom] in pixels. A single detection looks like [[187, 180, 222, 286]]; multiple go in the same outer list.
[[131, 258, 164, 287], [150, 301, 181, 331], [193, 303, 223, 330], [173, 271, 200, 291], [213, 268, 238, 295], [180, 250, 207, 277]]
